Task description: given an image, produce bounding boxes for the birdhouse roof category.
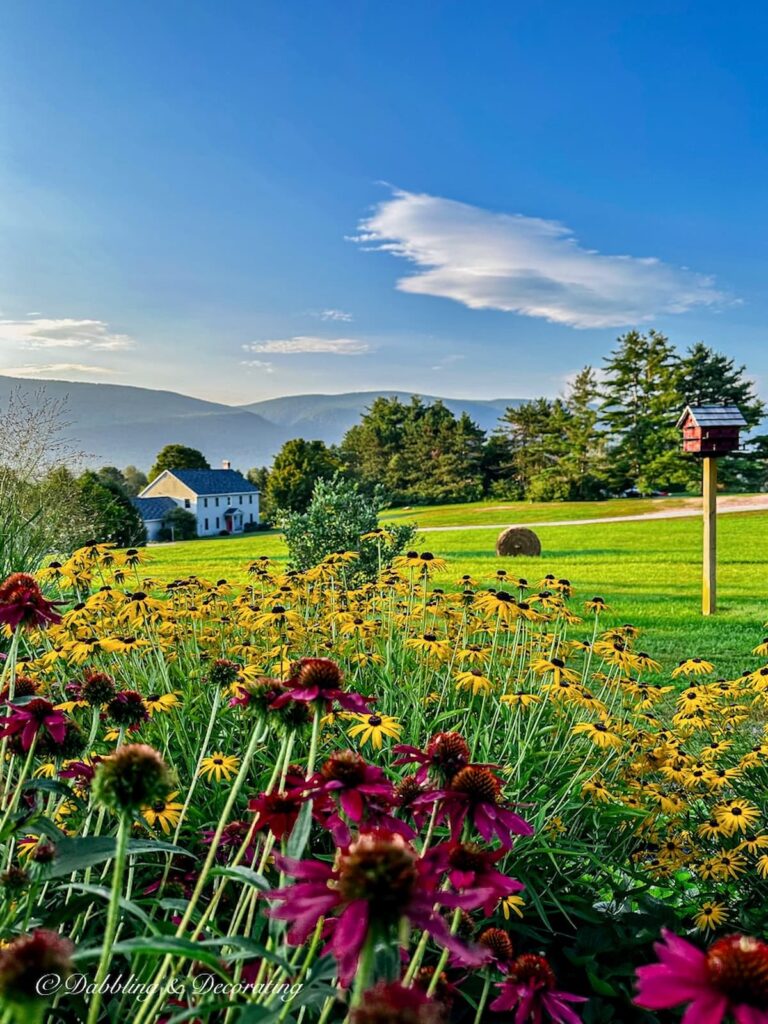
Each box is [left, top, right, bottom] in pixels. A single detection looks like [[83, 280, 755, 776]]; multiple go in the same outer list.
[[676, 404, 747, 429]]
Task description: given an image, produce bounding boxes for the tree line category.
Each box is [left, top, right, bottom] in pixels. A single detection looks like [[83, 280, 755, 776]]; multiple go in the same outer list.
[[251, 331, 767, 517]]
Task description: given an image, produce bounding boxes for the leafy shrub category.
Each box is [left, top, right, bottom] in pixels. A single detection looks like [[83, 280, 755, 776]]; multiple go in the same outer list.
[[157, 507, 198, 542], [279, 473, 415, 580]]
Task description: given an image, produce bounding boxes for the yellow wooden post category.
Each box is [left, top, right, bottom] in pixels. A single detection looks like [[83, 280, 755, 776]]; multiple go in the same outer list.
[[702, 456, 717, 615]]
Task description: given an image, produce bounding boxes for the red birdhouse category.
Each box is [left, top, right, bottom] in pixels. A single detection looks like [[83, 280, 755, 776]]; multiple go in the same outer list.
[[676, 405, 746, 456]]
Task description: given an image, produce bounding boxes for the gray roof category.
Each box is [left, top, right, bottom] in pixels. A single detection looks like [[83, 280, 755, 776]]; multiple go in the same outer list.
[[676, 405, 747, 428], [132, 496, 177, 521], [168, 468, 258, 495]]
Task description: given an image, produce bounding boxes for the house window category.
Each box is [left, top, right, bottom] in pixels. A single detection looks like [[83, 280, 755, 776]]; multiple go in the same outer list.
[[215, 497, 219, 507], [204, 498, 208, 508], [249, 495, 253, 504], [184, 499, 191, 509], [204, 518, 209, 530], [239, 495, 243, 504], [216, 517, 220, 528], [249, 513, 253, 523]]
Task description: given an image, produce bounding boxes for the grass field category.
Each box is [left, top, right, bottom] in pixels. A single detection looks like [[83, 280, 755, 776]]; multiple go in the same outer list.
[[144, 498, 768, 674]]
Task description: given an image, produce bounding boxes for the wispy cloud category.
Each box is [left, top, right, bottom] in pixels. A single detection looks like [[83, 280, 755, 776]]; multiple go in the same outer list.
[[1, 363, 119, 377], [243, 336, 370, 355], [318, 309, 353, 322], [240, 359, 275, 373], [0, 317, 135, 350], [355, 189, 726, 329]]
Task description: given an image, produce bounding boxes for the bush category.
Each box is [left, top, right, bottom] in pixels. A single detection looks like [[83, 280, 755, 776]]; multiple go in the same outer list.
[[279, 474, 415, 581], [158, 507, 198, 542]]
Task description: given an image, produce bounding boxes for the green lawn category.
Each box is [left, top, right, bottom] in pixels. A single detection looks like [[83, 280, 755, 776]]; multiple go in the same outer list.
[[382, 493, 707, 527], [144, 500, 768, 675]]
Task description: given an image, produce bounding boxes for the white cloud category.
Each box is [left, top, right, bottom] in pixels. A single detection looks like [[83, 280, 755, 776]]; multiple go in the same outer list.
[[1, 363, 119, 377], [318, 309, 353, 322], [431, 353, 466, 371], [244, 336, 370, 355], [241, 359, 275, 373], [354, 189, 726, 329], [0, 317, 135, 351]]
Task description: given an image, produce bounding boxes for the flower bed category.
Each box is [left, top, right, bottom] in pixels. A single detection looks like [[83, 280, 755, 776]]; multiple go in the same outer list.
[[0, 547, 766, 1023]]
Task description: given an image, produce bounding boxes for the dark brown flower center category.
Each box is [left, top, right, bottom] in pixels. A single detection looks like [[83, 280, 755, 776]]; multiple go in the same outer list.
[[321, 750, 367, 786], [338, 833, 418, 921], [707, 935, 768, 1004], [450, 766, 501, 805], [508, 953, 556, 990], [479, 927, 514, 962]]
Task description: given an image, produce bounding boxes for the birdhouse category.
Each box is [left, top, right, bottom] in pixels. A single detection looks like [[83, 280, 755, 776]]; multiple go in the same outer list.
[[676, 405, 746, 456]]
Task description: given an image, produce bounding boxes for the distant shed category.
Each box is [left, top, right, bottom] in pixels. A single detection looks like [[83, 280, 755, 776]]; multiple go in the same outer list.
[[676, 405, 747, 456]]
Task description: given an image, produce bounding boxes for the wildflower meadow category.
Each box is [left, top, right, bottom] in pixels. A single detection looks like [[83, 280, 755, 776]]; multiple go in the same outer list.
[[0, 540, 767, 1024]]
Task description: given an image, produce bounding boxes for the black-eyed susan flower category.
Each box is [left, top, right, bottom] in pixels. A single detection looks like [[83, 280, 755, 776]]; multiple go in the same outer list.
[[500, 692, 541, 710], [672, 657, 715, 678], [454, 669, 493, 696], [693, 901, 727, 933], [713, 799, 760, 835], [582, 777, 613, 802], [345, 712, 402, 750], [572, 720, 623, 749], [144, 692, 182, 716], [141, 792, 183, 834], [710, 850, 747, 880], [199, 753, 240, 782], [530, 656, 580, 684]]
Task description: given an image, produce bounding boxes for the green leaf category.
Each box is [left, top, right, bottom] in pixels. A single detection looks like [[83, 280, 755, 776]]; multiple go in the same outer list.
[[209, 865, 270, 890], [47, 835, 192, 878], [73, 936, 229, 972], [233, 1007, 293, 1024], [22, 778, 86, 809], [60, 883, 158, 933], [285, 799, 312, 861]]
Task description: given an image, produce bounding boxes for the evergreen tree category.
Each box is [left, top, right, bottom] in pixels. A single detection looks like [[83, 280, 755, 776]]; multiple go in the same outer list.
[[562, 367, 609, 499], [677, 343, 767, 490], [600, 330, 682, 492], [496, 398, 573, 500]]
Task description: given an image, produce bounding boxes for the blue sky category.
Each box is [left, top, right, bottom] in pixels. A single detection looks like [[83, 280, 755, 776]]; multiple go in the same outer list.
[[1, 1, 766, 404]]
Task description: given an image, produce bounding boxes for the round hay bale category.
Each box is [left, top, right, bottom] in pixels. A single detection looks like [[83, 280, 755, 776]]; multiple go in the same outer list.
[[495, 527, 541, 558]]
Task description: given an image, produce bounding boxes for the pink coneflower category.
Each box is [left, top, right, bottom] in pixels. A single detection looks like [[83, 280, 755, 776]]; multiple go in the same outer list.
[[418, 765, 533, 850], [491, 954, 586, 1023], [436, 842, 524, 915], [634, 929, 768, 1024], [394, 732, 471, 783], [0, 573, 62, 631], [0, 699, 68, 751], [270, 657, 373, 714], [350, 980, 443, 1023], [107, 689, 149, 730], [308, 750, 394, 832], [268, 829, 489, 987], [249, 789, 304, 840]]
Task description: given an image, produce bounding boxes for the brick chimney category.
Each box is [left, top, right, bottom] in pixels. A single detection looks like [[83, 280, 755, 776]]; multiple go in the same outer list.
[[221, 459, 231, 470]]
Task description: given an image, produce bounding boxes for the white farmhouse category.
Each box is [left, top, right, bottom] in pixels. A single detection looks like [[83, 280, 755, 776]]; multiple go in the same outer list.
[[133, 461, 260, 541]]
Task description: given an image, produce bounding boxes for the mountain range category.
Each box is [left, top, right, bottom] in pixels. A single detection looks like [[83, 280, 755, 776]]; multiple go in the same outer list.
[[0, 376, 524, 472]]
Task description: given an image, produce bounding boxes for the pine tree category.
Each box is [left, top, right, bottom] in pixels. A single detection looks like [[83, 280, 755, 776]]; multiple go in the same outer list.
[[562, 367, 609, 498], [600, 330, 683, 492], [677, 343, 767, 490]]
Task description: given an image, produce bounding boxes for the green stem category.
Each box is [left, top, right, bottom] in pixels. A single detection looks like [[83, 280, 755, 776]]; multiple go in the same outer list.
[[349, 932, 376, 1009], [474, 975, 492, 1024], [86, 813, 130, 1024]]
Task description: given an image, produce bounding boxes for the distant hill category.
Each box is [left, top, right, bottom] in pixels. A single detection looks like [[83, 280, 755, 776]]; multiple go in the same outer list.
[[242, 392, 523, 441], [0, 376, 524, 471]]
